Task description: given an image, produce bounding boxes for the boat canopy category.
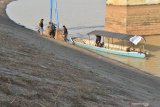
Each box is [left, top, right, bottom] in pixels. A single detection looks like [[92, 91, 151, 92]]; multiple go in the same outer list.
[[87, 30, 134, 41]]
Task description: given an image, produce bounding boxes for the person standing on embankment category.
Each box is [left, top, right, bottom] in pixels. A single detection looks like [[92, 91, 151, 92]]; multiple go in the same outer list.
[[46, 22, 56, 38], [63, 25, 68, 41], [38, 19, 44, 35]]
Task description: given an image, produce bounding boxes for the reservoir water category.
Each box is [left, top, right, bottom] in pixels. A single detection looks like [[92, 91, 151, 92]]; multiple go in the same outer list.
[[6, 0, 105, 34], [6, 0, 160, 76]]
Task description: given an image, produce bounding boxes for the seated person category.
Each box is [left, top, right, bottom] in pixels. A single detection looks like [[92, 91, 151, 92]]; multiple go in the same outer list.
[[100, 42, 104, 47]]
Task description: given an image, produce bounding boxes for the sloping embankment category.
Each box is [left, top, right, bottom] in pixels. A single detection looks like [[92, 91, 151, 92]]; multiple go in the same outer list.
[[1, 0, 160, 107]]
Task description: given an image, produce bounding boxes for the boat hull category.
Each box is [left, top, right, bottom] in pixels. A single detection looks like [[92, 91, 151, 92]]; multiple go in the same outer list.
[[74, 42, 146, 58]]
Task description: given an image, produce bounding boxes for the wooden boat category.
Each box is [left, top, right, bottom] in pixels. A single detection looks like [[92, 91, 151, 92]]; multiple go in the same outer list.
[[72, 30, 148, 58]]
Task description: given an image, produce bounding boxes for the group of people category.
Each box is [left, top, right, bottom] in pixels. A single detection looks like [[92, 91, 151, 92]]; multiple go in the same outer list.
[[38, 18, 68, 41], [38, 19, 102, 45]]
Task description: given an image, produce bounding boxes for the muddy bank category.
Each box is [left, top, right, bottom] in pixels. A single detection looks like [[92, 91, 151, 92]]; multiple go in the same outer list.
[[1, 0, 160, 107]]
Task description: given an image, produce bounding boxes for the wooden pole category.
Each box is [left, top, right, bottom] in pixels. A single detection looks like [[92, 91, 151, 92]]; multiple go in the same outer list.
[[108, 38, 109, 49], [103, 36, 105, 47], [88, 35, 90, 45]]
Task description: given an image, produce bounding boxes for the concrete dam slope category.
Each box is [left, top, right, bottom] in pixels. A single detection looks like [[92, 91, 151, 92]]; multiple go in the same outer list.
[[105, 0, 160, 35]]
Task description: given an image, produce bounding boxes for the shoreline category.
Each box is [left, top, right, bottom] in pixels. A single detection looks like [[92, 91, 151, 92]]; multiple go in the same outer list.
[[4, 0, 136, 71], [1, 0, 160, 107], [7, 0, 160, 76]]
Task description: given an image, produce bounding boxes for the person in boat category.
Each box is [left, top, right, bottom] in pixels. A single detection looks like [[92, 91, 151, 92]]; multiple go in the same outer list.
[[38, 19, 44, 35], [126, 47, 131, 52], [63, 25, 68, 41], [126, 46, 135, 52], [95, 35, 101, 47]]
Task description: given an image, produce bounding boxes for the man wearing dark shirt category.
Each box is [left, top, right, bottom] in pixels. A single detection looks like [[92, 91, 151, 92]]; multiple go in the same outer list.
[[63, 25, 68, 41]]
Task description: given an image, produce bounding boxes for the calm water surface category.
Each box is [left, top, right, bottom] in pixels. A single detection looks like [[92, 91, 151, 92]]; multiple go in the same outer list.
[[6, 0, 160, 76], [6, 0, 105, 34]]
